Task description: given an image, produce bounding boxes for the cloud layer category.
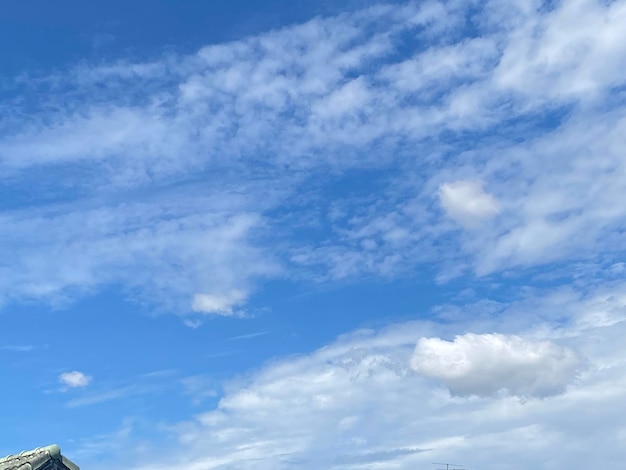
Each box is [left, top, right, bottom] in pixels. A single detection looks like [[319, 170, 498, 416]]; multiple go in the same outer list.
[[6, 1, 623, 467], [0, 0, 625, 313]]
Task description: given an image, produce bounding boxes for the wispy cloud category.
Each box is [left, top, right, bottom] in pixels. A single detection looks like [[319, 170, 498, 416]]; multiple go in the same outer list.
[[0, 0, 624, 315], [224, 331, 270, 342], [1, 344, 40, 352], [16, 1, 625, 468], [113, 280, 626, 469], [181, 375, 218, 406], [64, 370, 179, 408], [66, 385, 136, 408]]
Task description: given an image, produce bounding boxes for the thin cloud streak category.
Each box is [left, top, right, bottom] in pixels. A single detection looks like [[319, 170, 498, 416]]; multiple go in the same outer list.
[[224, 331, 270, 342]]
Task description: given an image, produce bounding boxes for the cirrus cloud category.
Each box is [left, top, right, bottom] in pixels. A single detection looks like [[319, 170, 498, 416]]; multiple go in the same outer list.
[[0, 0, 625, 313]]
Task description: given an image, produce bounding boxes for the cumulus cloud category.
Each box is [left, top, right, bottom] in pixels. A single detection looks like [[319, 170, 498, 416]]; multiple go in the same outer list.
[[191, 290, 248, 316], [411, 333, 582, 398], [439, 180, 500, 228], [79, 289, 626, 470], [59, 370, 92, 388]]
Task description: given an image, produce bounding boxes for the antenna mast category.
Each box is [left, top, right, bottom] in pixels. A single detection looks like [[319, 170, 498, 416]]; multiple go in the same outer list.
[[432, 463, 466, 470]]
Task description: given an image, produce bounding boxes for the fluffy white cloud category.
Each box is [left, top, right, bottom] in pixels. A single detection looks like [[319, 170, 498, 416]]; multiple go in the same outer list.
[[60, 371, 92, 388], [191, 290, 248, 316], [439, 180, 500, 228], [410, 333, 582, 398]]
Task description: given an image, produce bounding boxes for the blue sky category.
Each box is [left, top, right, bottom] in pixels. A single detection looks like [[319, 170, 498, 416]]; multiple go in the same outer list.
[[1, 0, 626, 468]]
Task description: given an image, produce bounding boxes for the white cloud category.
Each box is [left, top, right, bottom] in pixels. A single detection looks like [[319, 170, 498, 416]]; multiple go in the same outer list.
[[2, 1, 626, 468], [492, 0, 626, 102], [462, 108, 626, 275], [77, 281, 626, 470], [0, 196, 279, 314], [60, 371, 92, 388], [410, 333, 582, 398], [439, 180, 500, 228], [63, 370, 181, 408], [191, 290, 248, 316], [0, 0, 624, 309]]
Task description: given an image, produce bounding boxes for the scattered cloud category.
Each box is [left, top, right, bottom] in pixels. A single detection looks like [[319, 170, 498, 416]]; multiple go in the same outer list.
[[191, 290, 248, 316], [99, 280, 626, 470], [3, 0, 626, 468], [59, 371, 92, 389], [439, 180, 500, 228], [0, 0, 625, 311]]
